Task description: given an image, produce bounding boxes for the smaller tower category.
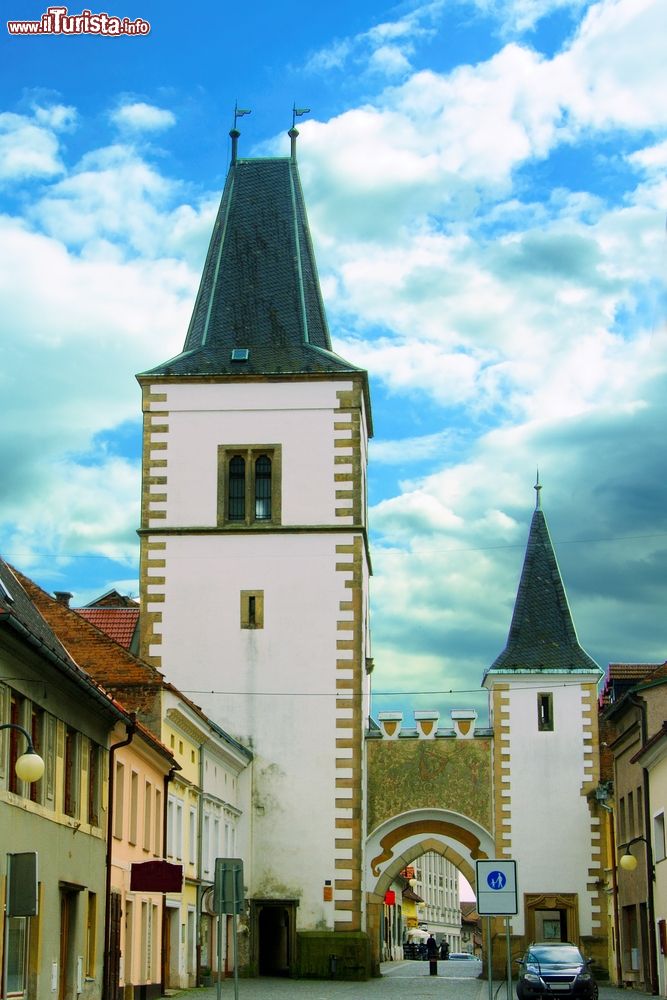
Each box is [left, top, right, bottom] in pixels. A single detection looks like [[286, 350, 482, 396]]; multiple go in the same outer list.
[[483, 483, 605, 963]]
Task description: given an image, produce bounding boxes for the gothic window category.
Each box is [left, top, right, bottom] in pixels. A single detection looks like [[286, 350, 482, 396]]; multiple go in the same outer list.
[[218, 445, 281, 526], [254, 455, 272, 520], [228, 456, 246, 521]]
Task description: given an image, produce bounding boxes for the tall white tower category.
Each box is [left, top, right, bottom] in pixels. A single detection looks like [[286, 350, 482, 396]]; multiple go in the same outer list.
[[137, 128, 373, 974], [483, 483, 606, 965]]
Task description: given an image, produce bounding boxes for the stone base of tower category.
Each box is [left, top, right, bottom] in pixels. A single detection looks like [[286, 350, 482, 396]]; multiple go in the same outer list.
[[295, 931, 372, 980]]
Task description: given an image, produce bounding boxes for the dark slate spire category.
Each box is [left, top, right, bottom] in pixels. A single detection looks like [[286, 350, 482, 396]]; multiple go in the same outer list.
[[486, 495, 600, 674], [141, 129, 362, 379]]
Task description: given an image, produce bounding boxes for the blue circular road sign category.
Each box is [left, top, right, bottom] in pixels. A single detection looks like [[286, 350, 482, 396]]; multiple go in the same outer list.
[[486, 870, 507, 890]]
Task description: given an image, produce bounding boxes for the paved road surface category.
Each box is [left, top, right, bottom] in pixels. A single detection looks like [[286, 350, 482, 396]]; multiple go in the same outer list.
[[172, 959, 654, 999]]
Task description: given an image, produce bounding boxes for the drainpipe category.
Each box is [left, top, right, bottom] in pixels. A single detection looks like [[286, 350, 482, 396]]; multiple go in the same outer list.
[[161, 765, 178, 995], [629, 694, 659, 995], [599, 798, 623, 985], [196, 743, 205, 986], [103, 717, 136, 1000]]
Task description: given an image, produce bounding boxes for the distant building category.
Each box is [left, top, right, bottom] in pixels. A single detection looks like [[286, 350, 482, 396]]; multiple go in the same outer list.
[[460, 901, 482, 957], [413, 852, 461, 951]]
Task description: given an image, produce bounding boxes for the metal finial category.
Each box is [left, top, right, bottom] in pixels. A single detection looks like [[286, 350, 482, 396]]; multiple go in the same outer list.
[[534, 469, 542, 509], [292, 104, 311, 129], [233, 102, 252, 130]]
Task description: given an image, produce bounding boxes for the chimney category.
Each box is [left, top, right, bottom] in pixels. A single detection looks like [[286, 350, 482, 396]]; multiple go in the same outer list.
[[54, 591, 73, 608]]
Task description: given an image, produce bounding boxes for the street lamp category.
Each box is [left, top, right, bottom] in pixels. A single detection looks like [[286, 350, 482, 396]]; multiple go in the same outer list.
[[619, 835, 649, 873], [0, 723, 45, 782]]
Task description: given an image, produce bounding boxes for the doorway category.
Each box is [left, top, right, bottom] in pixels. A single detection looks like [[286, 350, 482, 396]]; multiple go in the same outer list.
[[250, 900, 297, 976], [59, 888, 79, 1000]]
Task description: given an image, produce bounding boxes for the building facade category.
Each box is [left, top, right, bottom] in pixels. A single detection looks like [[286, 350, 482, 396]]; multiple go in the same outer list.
[[602, 663, 667, 993], [0, 558, 131, 1000], [413, 852, 461, 951], [16, 567, 252, 992], [136, 130, 373, 974]]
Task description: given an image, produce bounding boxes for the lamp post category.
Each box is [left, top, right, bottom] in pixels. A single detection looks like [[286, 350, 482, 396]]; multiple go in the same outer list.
[[0, 723, 45, 783]]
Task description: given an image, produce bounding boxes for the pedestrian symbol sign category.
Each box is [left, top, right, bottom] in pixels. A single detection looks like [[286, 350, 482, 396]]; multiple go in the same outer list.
[[476, 860, 518, 915], [486, 870, 506, 890]]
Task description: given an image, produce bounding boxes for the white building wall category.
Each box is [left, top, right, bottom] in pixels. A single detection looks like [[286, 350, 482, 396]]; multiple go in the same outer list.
[[501, 676, 600, 936], [147, 380, 357, 528], [140, 374, 370, 931]]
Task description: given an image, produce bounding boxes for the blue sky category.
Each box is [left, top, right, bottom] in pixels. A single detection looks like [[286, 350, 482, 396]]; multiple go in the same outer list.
[[1, 0, 665, 728]]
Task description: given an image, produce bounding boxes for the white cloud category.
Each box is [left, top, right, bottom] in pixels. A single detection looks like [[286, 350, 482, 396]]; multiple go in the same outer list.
[[0, 212, 196, 573], [371, 430, 459, 465], [111, 101, 176, 132], [555, 0, 667, 131], [628, 139, 667, 173], [30, 143, 218, 262], [467, 0, 586, 35], [305, 0, 442, 78], [33, 103, 78, 131], [0, 111, 65, 182]]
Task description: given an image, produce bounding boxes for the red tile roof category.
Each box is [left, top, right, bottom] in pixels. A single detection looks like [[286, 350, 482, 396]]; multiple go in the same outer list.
[[77, 607, 139, 649], [608, 662, 664, 680]]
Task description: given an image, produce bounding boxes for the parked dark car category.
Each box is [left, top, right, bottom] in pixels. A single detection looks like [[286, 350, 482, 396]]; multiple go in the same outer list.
[[516, 942, 598, 1000]]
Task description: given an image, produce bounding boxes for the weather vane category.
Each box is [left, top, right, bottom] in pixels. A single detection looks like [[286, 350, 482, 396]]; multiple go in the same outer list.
[[292, 104, 311, 128], [233, 102, 251, 130]]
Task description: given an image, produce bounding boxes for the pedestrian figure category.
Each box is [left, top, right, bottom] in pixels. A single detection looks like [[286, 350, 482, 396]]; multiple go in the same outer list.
[[440, 939, 449, 960], [426, 933, 438, 976]]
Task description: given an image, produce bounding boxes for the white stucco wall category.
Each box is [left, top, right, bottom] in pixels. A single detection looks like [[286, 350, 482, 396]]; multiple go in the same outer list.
[[142, 374, 371, 930], [501, 676, 600, 936], [147, 380, 362, 528]]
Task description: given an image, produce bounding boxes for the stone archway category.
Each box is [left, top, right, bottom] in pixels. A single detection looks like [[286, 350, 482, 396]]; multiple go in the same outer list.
[[365, 808, 495, 970], [365, 726, 495, 972], [367, 807, 494, 895]]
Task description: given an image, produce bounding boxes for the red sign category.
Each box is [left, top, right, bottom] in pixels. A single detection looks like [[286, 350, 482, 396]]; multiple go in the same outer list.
[[130, 861, 183, 893], [384, 890, 396, 905]]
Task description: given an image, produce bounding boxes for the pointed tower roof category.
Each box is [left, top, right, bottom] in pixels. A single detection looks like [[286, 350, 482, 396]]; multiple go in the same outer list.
[[141, 129, 363, 381], [485, 488, 600, 676]]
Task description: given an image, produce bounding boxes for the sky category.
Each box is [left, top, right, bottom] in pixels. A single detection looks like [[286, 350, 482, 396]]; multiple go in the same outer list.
[[1, 0, 666, 735]]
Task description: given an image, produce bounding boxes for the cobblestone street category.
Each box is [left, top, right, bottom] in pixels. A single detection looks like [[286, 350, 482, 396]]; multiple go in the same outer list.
[[171, 960, 656, 1000]]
